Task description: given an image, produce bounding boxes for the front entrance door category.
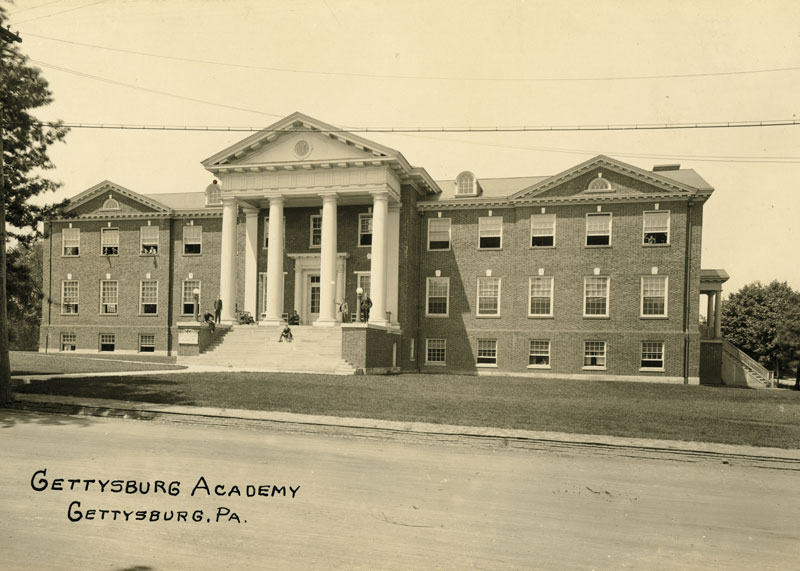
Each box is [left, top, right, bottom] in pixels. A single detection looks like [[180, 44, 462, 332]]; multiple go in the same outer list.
[[308, 274, 321, 323]]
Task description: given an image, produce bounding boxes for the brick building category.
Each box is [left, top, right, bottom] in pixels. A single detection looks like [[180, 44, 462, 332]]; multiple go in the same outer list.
[[39, 112, 717, 382]]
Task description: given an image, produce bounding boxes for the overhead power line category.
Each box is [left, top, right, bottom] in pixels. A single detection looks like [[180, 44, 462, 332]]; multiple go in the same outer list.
[[13, 0, 112, 25], [22, 31, 800, 82]]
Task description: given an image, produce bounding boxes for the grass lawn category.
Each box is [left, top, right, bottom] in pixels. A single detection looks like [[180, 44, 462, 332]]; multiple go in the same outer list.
[[13, 371, 800, 449], [10, 351, 186, 376]]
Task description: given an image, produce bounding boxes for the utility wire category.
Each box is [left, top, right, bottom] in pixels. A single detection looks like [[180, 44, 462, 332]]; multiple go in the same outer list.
[[21, 31, 800, 83], [8, 0, 63, 17], [13, 0, 112, 25]]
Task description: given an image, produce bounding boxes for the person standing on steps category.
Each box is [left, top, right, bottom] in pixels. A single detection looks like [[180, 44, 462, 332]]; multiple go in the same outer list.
[[339, 299, 350, 323], [360, 295, 372, 322], [214, 298, 223, 323]]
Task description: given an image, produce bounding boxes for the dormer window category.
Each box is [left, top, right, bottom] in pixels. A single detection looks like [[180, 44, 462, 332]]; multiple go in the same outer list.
[[101, 195, 120, 211], [455, 171, 480, 196], [586, 174, 612, 192], [205, 180, 222, 206]]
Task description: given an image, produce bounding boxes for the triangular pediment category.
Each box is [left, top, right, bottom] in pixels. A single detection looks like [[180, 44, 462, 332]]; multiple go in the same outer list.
[[511, 155, 702, 201], [64, 180, 171, 216], [202, 112, 398, 168]]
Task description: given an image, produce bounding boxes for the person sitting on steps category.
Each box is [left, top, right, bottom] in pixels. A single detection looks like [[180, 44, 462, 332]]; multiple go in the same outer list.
[[278, 325, 293, 343]]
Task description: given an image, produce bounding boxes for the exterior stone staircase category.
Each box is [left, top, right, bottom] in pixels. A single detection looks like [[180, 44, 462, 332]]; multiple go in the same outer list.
[[180, 325, 355, 374], [721, 340, 773, 388]]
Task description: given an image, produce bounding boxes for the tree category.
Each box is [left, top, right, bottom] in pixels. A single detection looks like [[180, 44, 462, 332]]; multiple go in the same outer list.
[[7, 240, 43, 351], [721, 281, 800, 378], [1, 8, 70, 404], [775, 292, 800, 389]]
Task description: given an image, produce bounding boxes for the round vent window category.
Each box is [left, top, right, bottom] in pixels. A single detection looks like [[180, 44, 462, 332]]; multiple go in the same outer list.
[[294, 139, 311, 158]]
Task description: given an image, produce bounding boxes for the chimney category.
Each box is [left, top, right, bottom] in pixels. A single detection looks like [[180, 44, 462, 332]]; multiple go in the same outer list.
[[652, 164, 681, 172]]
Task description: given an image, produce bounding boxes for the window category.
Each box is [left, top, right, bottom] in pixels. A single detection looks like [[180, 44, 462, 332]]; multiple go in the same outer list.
[[643, 211, 670, 244], [61, 333, 76, 352], [583, 341, 606, 369], [139, 334, 156, 353], [528, 276, 553, 316], [477, 277, 501, 316], [101, 228, 119, 256], [263, 216, 286, 249], [426, 277, 449, 316], [101, 197, 120, 211], [61, 280, 79, 314], [140, 226, 159, 255], [99, 333, 115, 352], [100, 280, 118, 314], [310, 215, 322, 248], [584, 277, 609, 317], [205, 182, 222, 206], [358, 214, 373, 247], [641, 276, 668, 317], [183, 225, 202, 255], [182, 280, 200, 315], [426, 338, 446, 364], [477, 339, 497, 365], [455, 171, 477, 196], [641, 342, 664, 369], [428, 218, 451, 250], [140, 280, 158, 314], [586, 177, 612, 192], [62, 228, 80, 256], [529, 340, 551, 368], [586, 213, 612, 246], [478, 216, 502, 249], [530, 214, 555, 247], [357, 273, 371, 299]]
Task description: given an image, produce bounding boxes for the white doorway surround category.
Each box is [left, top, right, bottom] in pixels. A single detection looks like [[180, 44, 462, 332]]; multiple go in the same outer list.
[[288, 253, 348, 325]]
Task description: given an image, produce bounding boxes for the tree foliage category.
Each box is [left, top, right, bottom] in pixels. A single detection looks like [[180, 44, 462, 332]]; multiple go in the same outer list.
[[721, 281, 800, 376], [7, 240, 42, 350]]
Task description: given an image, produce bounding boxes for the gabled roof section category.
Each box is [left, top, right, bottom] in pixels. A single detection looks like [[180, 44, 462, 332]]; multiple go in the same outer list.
[[63, 180, 172, 214], [510, 155, 713, 201]]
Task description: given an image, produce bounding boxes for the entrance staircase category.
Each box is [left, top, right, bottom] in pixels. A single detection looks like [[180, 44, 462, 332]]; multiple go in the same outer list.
[[180, 325, 355, 374]]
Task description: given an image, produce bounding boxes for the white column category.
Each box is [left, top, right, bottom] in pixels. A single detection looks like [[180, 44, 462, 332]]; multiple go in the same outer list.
[[386, 204, 400, 324], [316, 192, 338, 325], [706, 293, 714, 335], [369, 191, 389, 326], [335, 257, 346, 322], [264, 196, 285, 325], [219, 197, 238, 322], [714, 290, 722, 339], [243, 206, 259, 317]]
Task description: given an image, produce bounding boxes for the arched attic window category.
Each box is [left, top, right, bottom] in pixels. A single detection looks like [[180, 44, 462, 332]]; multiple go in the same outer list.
[[205, 180, 222, 206], [586, 173, 613, 192], [455, 171, 480, 196], [101, 194, 120, 211]]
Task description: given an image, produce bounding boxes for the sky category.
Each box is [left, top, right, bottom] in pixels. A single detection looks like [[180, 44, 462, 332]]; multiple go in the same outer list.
[[3, 0, 800, 300]]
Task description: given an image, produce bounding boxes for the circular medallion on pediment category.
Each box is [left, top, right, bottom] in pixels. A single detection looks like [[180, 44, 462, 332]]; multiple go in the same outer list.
[[294, 139, 312, 159]]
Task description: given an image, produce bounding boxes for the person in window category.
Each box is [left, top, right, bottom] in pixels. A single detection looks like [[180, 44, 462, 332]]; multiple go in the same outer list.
[[278, 325, 293, 342], [203, 312, 216, 333]]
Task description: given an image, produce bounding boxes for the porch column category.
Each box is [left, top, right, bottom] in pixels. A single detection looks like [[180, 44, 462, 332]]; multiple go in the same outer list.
[[368, 191, 389, 326], [386, 204, 400, 324], [714, 290, 723, 339], [335, 257, 346, 322], [264, 196, 285, 325], [242, 206, 259, 317], [706, 292, 714, 333], [219, 197, 238, 322], [315, 192, 338, 326]]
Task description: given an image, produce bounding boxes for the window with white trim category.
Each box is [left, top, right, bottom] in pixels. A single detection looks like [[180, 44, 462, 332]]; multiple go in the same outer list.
[[99, 333, 116, 352], [426, 277, 449, 316], [310, 215, 322, 248], [140, 280, 158, 315], [477, 339, 497, 365], [140, 226, 159, 255], [643, 211, 670, 244], [100, 228, 119, 256], [528, 277, 553, 316], [61, 280, 79, 314], [356, 273, 371, 299], [182, 280, 200, 315], [428, 218, 451, 250], [478, 216, 502, 249], [455, 171, 478, 196], [263, 216, 286, 249], [587, 177, 612, 192], [528, 340, 551, 368], [583, 341, 606, 369], [101, 197, 120, 211], [584, 277, 609, 317], [183, 226, 202, 255], [426, 338, 446, 363], [100, 280, 118, 315], [477, 277, 501, 316], [586, 213, 612, 246], [358, 214, 373, 247], [61, 332, 76, 352], [641, 342, 664, 369], [139, 334, 156, 353], [530, 214, 555, 247], [641, 276, 668, 317], [62, 228, 80, 256]]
